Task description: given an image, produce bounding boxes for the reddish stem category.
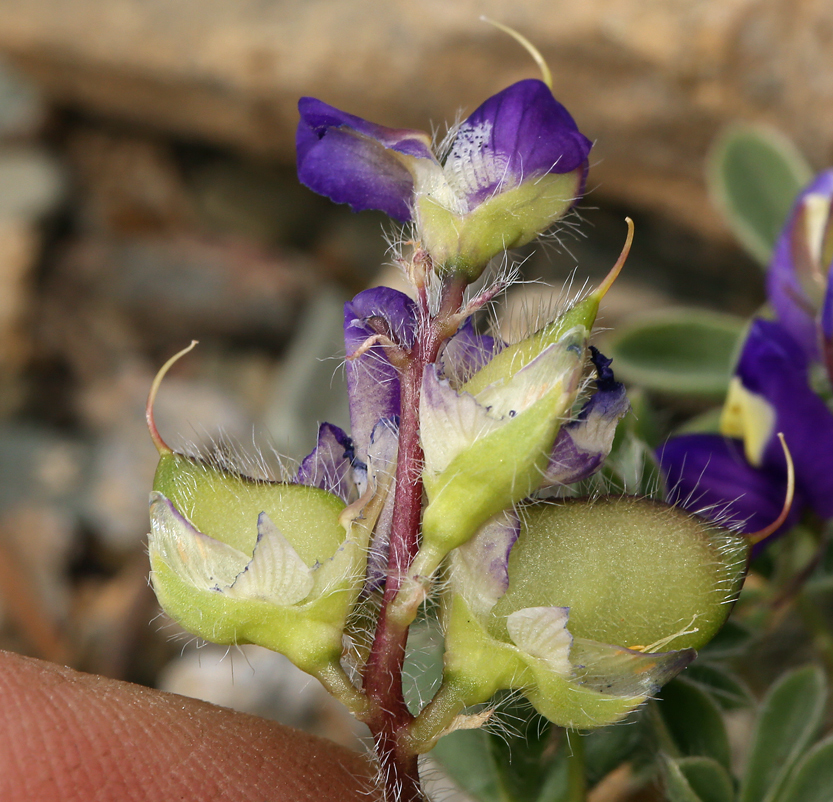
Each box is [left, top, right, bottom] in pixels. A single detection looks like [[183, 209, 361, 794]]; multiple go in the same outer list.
[[362, 276, 466, 800]]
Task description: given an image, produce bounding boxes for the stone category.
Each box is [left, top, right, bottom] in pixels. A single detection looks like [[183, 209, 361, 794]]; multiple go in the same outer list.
[[39, 234, 315, 367], [0, 59, 45, 139], [65, 127, 195, 234], [0, 219, 39, 415], [0, 424, 86, 651], [0, 145, 64, 220], [158, 643, 367, 748], [0, 0, 829, 243]]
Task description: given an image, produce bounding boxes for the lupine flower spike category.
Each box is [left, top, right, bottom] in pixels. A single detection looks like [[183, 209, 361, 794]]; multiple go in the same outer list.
[[145, 23, 759, 802]]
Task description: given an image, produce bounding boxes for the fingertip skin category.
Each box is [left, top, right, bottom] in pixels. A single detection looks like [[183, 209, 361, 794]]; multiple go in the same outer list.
[[0, 650, 378, 802]]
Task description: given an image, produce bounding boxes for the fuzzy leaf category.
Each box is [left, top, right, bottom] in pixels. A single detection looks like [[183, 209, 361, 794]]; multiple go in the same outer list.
[[739, 664, 827, 802], [402, 618, 445, 716], [432, 729, 503, 802], [488, 710, 568, 802], [659, 678, 732, 772], [708, 124, 813, 266], [603, 309, 746, 398], [685, 662, 755, 710], [665, 756, 734, 802], [774, 735, 833, 802]]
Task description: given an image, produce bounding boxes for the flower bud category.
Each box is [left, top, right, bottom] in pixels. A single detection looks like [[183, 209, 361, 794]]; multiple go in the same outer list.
[[419, 324, 587, 559], [416, 288, 616, 564]]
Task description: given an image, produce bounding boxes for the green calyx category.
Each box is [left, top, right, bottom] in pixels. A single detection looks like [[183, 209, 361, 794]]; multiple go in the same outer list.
[[440, 594, 646, 729], [149, 453, 366, 677], [153, 452, 346, 565], [418, 289, 611, 559], [462, 297, 600, 396], [416, 169, 583, 282], [421, 373, 578, 557]]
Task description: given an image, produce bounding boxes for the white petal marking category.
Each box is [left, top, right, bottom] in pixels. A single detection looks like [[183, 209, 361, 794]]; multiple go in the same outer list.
[[443, 120, 510, 208], [507, 606, 573, 676], [419, 366, 503, 476], [226, 512, 314, 605], [149, 491, 249, 590]]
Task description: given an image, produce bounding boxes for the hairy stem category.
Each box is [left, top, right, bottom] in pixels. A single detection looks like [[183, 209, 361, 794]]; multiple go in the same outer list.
[[565, 730, 587, 802], [404, 681, 468, 752], [362, 275, 466, 800]]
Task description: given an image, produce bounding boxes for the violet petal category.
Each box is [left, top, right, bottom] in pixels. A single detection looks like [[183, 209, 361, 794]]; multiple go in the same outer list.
[[767, 170, 833, 360], [542, 349, 630, 487], [822, 271, 833, 344], [295, 422, 356, 502], [737, 319, 833, 517], [657, 433, 801, 535], [444, 79, 592, 209], [362, 418, 400, 592], [450, 510, 521, 616], [297, 97, 436, 222], [439, 318, 498, 384], [344, 287, 417, 460]]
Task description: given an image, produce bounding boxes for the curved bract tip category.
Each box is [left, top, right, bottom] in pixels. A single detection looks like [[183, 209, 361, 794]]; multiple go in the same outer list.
[[480, 16, 553, 91], [594, 217, 634, 301], [748, 432, 795, 546], [146, 340, 198, 455]]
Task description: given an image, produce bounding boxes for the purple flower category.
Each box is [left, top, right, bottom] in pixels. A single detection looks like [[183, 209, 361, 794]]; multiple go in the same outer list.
[[658, 319, 833, 540], [295, 286, 415, 496], [768, 170, 833, 362], [292, 287, 417, 590], [541, 348, 631, 488], [297, 98, 435, 222], [658, 434, 801, 536], [342, 286, 416, 463], [297, 80, 592, 277]]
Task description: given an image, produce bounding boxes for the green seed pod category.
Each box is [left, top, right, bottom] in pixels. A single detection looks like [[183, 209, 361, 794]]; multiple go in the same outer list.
[[144, 344, 369, 709], [438, 495, 748, 729], [491, 497, 748, 650]]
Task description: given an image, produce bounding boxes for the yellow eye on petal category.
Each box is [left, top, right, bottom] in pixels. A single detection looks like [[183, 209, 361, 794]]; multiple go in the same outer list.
[[720, 377, 776, 466]]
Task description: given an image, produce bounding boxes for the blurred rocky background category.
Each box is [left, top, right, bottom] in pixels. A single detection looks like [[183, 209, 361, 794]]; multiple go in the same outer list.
[[0, 0, 824, 783]]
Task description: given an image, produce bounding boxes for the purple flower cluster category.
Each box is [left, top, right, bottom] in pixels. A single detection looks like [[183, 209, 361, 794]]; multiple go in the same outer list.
[[298, 286, 628, 589], [659, 172, 833, 542]]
